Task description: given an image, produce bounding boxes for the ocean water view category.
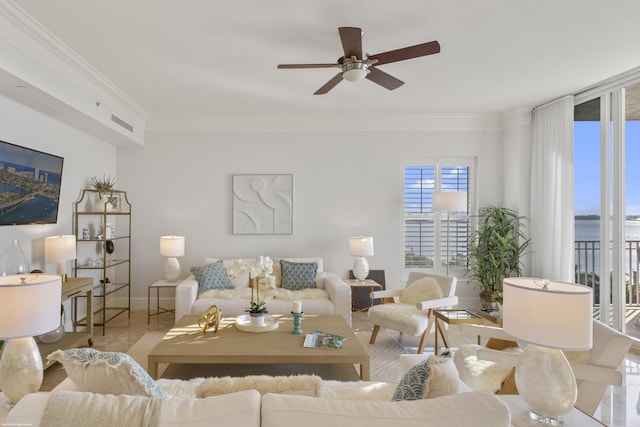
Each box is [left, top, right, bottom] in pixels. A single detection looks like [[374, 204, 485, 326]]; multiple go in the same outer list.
[[575, 219, 640, 241]]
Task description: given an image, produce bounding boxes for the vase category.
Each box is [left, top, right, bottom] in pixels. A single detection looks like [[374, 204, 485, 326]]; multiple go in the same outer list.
[[249, 313, 265, 327], [0, 239, 30, 276]]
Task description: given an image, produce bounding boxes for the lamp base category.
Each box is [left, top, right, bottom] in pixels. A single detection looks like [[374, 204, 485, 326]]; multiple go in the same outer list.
[[516, 345, 577, 425], [0, 337, 43, 403], [165, 257, 181, 282], [352, 257, 369, 282]]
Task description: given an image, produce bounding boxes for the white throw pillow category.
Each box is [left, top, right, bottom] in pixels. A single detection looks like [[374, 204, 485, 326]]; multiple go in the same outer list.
[[399, 277, 443, 306], [392, 352, 460, 400], [47, 348, 164, 397], [196, 374, 322, 397]]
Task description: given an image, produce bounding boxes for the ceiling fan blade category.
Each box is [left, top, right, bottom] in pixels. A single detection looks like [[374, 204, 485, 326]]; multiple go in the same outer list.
[[366, 67, 404, 90], [277, 63, 339, 69], [314, 73, 343, 95], [338, 27, 363, 59], [368, 40, 440, 66]]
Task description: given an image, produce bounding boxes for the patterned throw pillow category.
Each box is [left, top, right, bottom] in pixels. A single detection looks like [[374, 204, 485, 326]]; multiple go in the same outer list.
[[47, 348, 164, 398], [391, 352, 459, 401], [280, 260, 318, 290], [191, 260, 234, 293]]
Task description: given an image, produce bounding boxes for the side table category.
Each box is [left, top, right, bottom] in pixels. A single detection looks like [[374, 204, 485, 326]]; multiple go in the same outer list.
[[38, 277, 94, 367], [432, 309, 483, 354], [148, 279, 178, 323], [498, 395, 606, 426], [344, 279, 382, 312]]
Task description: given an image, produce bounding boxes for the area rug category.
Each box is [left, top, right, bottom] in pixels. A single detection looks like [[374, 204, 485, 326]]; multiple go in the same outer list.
[[126, 324, 467, 385]]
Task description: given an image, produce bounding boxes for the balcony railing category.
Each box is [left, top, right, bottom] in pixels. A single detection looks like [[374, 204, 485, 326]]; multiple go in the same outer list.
[[575, 240, 640, 306]]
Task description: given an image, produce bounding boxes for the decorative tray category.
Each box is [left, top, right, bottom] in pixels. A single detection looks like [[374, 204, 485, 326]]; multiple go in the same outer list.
[[235, 314, 280, 333]]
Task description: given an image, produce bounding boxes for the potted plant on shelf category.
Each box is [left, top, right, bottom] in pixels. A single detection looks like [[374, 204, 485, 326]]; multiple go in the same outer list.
[[91, 175, 116, 211], [468, 205, 530, 308]]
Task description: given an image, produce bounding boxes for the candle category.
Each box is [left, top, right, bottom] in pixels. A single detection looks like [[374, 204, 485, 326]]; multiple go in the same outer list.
[[293, 300, 302, 314]]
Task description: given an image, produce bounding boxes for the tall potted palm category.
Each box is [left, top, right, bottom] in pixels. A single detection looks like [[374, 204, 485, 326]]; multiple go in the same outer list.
[[468, 205, 530, 307]]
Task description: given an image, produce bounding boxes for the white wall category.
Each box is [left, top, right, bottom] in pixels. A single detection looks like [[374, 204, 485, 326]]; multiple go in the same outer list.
[[117, 126, 504, 308], [0, 94, 116, 324]]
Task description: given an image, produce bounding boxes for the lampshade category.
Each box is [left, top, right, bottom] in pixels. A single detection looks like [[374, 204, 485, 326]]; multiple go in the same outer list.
[[502, 277, 593, 423], [349, 237, 374, 257], [432, 192, 467, 213], [160, 236, 185, 257], [44, 235, 76, 263], [503, 277, 593, 350], [0, 274, 62, 339]]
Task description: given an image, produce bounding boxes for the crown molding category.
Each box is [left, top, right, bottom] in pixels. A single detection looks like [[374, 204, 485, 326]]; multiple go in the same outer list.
[[0, 1, 148, 123], [146, 114, 504, 133]]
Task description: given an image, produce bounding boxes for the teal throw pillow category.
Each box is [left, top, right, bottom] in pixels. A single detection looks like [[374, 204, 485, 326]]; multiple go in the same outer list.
[[280, 260, 318, 290], [391, 351, 458, 401], [47, 348, 164, 398], [191, 260, 234, 293]]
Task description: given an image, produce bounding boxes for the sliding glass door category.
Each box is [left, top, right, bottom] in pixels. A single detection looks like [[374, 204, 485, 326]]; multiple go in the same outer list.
[[575, 80, 640, 337]]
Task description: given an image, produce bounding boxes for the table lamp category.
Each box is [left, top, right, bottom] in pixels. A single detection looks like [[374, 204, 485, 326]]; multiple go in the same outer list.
[[45, 235, 76, 282], [0, 274, 62, 403], [503, 277, 593, 425], [160, 235, 185, 281], [349, 236, 374, 282], [432, 192, 467, 275]]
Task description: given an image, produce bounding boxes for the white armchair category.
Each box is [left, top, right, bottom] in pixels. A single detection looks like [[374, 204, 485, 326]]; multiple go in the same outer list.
[[367, 272, 458, 354], [459, 319, 632, 416]]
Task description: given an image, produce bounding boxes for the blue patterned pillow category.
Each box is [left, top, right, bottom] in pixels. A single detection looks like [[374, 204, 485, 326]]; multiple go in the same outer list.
[[47, 348, 164, 398], [391, 352, 459, 401], [191, 260, 234, 293], [280, 260, 318, 290]]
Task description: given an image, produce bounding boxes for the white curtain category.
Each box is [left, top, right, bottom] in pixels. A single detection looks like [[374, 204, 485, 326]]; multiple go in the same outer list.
[[530, 95, 575, 282]]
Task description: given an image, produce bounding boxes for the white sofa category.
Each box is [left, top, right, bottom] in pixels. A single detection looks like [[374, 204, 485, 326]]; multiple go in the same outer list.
[[4, 373, 511, 427], [175, 257, 352, 326]]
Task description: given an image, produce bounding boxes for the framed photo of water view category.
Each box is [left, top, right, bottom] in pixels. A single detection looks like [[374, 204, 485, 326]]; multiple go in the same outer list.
[[0, 140, 64, 225]]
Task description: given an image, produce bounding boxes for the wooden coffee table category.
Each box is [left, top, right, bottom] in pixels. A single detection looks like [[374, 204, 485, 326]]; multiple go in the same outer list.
[[148, 314, 370, 381]]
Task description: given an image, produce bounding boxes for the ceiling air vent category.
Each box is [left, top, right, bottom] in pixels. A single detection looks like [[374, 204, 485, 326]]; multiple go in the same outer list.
[[110, 113, 134, 133]]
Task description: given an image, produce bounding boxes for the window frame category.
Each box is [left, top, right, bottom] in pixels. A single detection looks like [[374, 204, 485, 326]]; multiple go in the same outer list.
[[402, 156, 476, 279]]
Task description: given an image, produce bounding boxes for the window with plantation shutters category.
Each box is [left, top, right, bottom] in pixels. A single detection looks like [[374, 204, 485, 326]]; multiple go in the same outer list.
[[403, 158, 474, 275]]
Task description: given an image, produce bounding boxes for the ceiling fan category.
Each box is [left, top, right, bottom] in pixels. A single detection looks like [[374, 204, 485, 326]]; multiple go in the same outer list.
[[277, 27, 440, 95]]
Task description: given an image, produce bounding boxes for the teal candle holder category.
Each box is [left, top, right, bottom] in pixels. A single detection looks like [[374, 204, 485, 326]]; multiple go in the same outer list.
[[291, 311, 304, 334]]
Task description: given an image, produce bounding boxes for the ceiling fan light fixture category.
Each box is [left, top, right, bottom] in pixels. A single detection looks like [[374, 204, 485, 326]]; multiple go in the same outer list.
[[342, 62, 368, 82]]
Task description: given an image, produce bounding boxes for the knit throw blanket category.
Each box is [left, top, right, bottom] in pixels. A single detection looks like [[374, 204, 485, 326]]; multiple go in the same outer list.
[[42, 390, 161, 427]]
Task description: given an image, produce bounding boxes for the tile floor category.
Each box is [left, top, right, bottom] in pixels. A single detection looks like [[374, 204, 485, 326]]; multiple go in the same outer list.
[[41, 310, 640, 426]]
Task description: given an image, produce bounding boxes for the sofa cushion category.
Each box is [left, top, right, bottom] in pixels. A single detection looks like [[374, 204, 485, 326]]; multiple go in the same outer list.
[[392, 352, 459, 401], [47, 348, 164, 398], [191, 260, 234, 293], [261, 390, 510, 427], [399, 277, 443, 306], [280, 260, 318, 290]]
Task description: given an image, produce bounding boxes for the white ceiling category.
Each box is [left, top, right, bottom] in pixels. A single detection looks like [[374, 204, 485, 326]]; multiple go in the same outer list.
[[11, 0, 640, 120]]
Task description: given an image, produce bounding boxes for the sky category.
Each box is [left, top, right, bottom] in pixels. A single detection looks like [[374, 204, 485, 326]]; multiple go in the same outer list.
[[574, 121, 640, 216]]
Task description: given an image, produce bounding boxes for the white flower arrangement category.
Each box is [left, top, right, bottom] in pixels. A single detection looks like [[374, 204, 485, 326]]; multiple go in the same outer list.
[[227, 256, 276, 313]]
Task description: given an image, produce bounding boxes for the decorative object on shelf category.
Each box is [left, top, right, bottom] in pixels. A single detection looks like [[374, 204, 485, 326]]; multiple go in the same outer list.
[[82, 227, 90, 240], [235, 314, 280, 333], [232, 174, 293, 235], [198, 304, 222, 333], [228, 256, 276, 318], [432, 192, 467, 275], [468, 206, 530, 308], [159, 236, 185, 282], [503, 277, 592, 425], [0, 239, 30, 277], [349, 236, 374, 282], [291, 311, 304, 334], [45, 235, 76, 282], [0, 273, 62, 403], [90, 175, 115, 198]]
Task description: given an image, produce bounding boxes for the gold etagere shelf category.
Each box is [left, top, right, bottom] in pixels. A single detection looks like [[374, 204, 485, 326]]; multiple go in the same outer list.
[[73, 189, 131, 336]]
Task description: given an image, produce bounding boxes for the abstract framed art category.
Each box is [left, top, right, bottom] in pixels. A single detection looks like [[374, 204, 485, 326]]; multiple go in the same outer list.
[[232, 174, 293, 234]]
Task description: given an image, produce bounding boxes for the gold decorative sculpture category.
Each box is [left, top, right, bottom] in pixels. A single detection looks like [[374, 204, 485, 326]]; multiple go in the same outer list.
[[198, 305, 222, 333]]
